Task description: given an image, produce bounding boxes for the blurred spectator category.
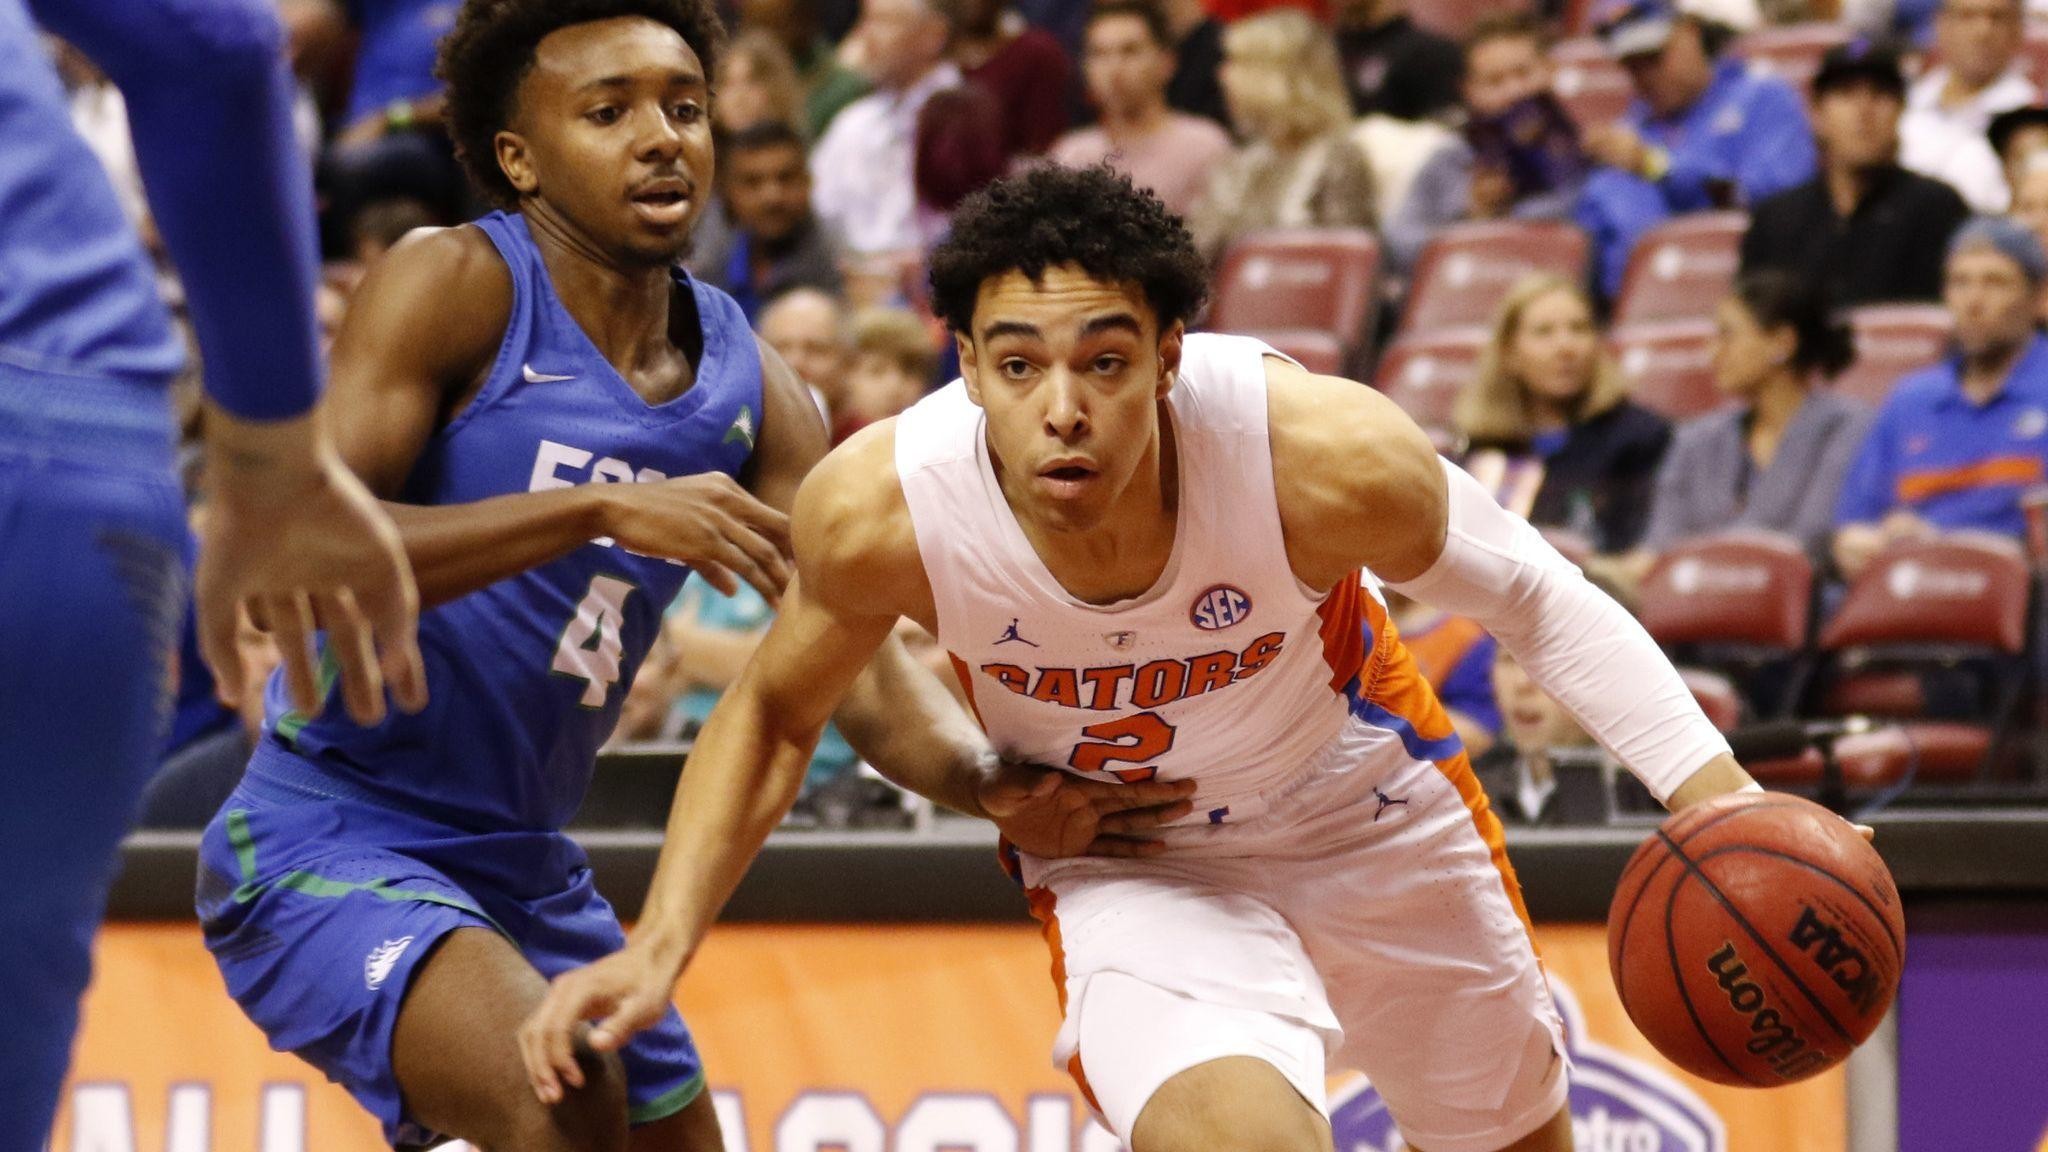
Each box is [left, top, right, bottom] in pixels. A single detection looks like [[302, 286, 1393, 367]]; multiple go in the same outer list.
[[1386, 12, 1588, 272], [1186, 10, 1377, 261], [1741, 41, 1970, 306], [1841, 0, 1944, 45], [350, 198, 437, 269], [1050, 1, 1233, 217], [945, 0, 1074, 162], [1640, 272, 1872, 559], [1332, 0, 1463, 121], [1900, 0, 2037, 212], [913, 83, 1012, 228], [1988, 102, 2048, 195], [1399, 608, 1501, 756], [690, 122, 844, 321], [761, 288, 856, 434], [1575, 0, 1817, 297], [1456, 275, 1673, 553], [1475, 645, 1612, 826], [1834, 217, 2048, 577], [714, 29, 807, 138], [810, 0, 961, 259], [2012, 151, 2048, 257], [841, 307, 940, 438], [1161, 0, 1230, 127], [739, 0, 872, 137]]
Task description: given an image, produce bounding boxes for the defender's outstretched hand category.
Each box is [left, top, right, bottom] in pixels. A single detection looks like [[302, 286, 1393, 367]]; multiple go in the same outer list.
[[978, 761, 1197, 859], [519, 943, 676, 1105]]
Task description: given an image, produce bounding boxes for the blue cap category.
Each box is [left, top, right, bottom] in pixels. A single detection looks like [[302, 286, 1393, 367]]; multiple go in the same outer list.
[[1597, 0, 1679, 58], [1949, 215, 2048, 285]]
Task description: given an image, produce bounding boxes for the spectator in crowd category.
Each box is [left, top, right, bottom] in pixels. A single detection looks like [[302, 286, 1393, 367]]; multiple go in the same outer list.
[[739, 0, 872, 137], [1841, 0, 1944, 46], [1186, 10, 1377, 261], [946, 0, 1074, 162], [760, 288, 856, 435], [1834, 217, 2048, 576], [2011, 150, 2048, 257], [913, 83, 1012, 234], [349, 197, 436, 269], [1050, 1, 1232, 218], [1639, 272, 1873, 562], [1456, 274, 1673, 554], [1398, 608, 1501, 756], [1332, 0, 1463, 122], [1989, 102, 2048, 195], [713, 28, 807, 138], [1161, 0, 1229, 127], [810, 0, 961, 261], [1901, 0, 2037, 212], [1741, 41, 1970, 306], [1386, 12, 1589, 272], [840, 306, 940, 439], [1475, 645, 1613, 826], [1575, 0, 1817, 297], [689, 122, 844, 321]]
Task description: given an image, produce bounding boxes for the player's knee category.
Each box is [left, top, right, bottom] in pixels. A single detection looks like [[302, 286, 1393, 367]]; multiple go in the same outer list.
[[1130, 1058, 1329, 1152]]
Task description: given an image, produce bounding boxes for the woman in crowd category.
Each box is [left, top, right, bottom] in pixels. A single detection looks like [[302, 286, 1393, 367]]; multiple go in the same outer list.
[[714, 28, 807, 137], [1455, 273, 1672, 556], [1184, 8, 1376, 261]]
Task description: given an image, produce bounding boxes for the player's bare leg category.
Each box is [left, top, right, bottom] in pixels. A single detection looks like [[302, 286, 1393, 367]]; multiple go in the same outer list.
[[630, 1091, 725, 1152], [1129, 1057, 1334, 1152]]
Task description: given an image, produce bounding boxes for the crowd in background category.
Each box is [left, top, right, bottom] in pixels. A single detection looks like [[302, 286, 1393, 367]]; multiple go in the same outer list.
[[43, 0, 2048, 828]]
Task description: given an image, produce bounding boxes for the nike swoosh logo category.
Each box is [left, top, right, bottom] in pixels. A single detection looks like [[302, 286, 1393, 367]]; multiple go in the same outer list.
[[523, 364, 575, 383]]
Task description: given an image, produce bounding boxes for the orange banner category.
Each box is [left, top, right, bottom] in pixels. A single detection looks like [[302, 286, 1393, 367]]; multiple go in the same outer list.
[[52, 923, 1842, 1151]]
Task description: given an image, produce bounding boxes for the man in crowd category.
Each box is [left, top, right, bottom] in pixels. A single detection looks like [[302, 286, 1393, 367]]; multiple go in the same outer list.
[[1900, 0, 2037, 212], [689, 122, 843, 321], [760, 287, 856, 437], [1834, 218, 2048, 576], [1386, 11, 1588, 272], [1049, 0, 1232, 217], [1332, 0, 1462, 121], [1742, 41, 1969, 306], [1574, 0, 1816, 296]]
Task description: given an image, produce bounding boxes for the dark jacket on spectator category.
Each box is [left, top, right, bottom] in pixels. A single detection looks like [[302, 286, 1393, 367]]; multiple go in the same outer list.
[[1472, 746, 1612, 826], [1470, 400, 1673, 553], [1740, 165, 1970, 306], [1167, 17, 1230, 128], [964, 27, 1074, 161], [1334, 13, 1462, 122], [688, 217, 844, 324], [1643, 390, 1872, 555]]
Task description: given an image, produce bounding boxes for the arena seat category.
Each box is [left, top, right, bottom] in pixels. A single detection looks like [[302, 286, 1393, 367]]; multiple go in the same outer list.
[[1257, 329, 1347, 375], [1612, 212, 1747, 325], [1608, 318, 1728, 421], [1210, 228, 1381, 367], [1834, 304, 1953, 408], [1401, 220, 1590, 336], [1373, 328, 1487, 451], [1638, 529, 1815, 718]]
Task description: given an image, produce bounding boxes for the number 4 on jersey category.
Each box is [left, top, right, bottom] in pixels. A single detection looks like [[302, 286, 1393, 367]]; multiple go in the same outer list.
[[552, 574, 635, 708]]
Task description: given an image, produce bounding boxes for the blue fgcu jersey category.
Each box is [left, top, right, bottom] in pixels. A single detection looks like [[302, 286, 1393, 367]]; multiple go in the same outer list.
[[267, 210, 762, 831]]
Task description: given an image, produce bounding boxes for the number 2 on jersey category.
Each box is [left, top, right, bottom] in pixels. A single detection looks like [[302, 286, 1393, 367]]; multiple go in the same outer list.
[[552, 574, 635, 708], [1069, 712, 1177, 782]]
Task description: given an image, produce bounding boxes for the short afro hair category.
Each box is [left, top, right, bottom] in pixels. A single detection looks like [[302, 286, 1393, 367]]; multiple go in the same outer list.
[[928, 165, 1208, 338], [438, 0, 728, 207]]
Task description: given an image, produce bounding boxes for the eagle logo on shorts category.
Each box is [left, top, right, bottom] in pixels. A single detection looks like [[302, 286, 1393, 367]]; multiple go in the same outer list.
[[364, 935, 416, 991], [1190, 585, 1252, 631]]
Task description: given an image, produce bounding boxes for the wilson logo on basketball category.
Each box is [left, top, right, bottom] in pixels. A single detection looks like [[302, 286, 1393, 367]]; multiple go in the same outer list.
[[1190, 584, 1252, 631], [1705, 941, 1827, 1080], [1788, 905, 1882, 1016]]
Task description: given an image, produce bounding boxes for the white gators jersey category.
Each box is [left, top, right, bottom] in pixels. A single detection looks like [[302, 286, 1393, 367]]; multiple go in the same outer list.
[[896, 333, 1421, 815]]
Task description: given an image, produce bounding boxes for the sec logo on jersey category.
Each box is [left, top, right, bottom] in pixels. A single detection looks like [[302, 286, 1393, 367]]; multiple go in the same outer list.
[[1191, 584, 1252, 631]]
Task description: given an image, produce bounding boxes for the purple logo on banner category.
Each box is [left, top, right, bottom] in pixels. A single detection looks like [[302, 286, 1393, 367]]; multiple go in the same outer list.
[[1328, 979, 1726, 1152]]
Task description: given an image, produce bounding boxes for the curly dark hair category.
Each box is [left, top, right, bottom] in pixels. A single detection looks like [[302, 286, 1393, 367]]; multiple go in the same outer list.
[[437, 0, 728, 207], [928, 165, 1209, 337]]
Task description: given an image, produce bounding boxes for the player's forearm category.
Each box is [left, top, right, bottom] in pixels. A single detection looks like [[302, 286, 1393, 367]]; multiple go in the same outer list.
[[833, 636, 999, 818], [381, 488, 609, 607]]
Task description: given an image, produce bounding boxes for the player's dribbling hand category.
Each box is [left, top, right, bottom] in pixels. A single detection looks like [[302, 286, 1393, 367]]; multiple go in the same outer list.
[[598, 473, 793, 602], [976, 761, 1198, 859], [198, 409, 426, 727], [519, 944, 676, 1105]]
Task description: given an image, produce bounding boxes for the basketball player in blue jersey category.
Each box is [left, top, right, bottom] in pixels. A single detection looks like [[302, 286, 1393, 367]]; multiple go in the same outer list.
[[2, 0, 425, 1144], [194, 2, 1191, 1148]]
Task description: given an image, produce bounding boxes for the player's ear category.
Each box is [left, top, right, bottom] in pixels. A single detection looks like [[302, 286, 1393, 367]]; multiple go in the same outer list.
[[496, 130, 538, 198], [1155, 321, 1184, 399], [957, 333, 985, 406]]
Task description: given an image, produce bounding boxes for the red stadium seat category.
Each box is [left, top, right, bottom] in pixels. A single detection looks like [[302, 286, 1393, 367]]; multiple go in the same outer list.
[[1639, 530, 1815, 717], [1210, 228, 1382, 366], [1835, 304, 1952, 408], [1681, 667, 1745, 732], [1813, 534, 2036, 783], [1401, 220, 1590, 336], [1608, 319, 1729, 421], [1733, 23, 1850, 94], [1743, 723, 1993, 789], [1612, 212, 1747, 325], [1553, 39, 1635, 129], [1256, 329, 1346, 375], [1373, 328, 1487, 450]]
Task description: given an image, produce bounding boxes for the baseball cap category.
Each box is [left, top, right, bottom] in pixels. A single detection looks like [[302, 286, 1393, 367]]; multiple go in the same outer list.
[[1595, 0, 1760, 58], [1989, 103, 2048, 161], [1810, 39, 1907, 99]]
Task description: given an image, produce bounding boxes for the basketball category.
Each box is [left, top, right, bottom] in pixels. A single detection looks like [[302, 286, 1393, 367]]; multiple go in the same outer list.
[[1607, 792, 1906, 1088]]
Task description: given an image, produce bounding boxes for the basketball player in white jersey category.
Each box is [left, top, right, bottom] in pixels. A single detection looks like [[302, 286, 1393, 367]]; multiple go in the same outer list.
[[521, 165, 1761, 1152]]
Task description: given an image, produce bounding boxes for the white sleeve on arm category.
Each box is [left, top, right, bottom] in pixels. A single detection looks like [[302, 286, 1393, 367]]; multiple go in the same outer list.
[[1388, 458, 1731, 803]]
